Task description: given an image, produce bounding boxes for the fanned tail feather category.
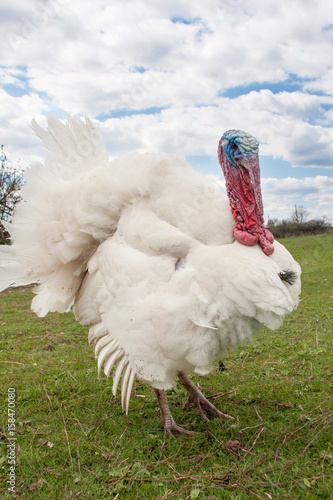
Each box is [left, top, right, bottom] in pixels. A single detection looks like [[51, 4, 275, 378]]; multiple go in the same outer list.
[[31, 114, 109, 177], [0, 115, 112, 310]]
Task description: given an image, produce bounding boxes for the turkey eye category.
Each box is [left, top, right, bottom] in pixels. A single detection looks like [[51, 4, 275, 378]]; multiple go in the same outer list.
[[230, 141, 237, 150]]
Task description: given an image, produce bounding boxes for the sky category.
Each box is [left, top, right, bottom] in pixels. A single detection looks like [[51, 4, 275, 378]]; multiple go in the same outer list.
[[1, 0, 333, 221]]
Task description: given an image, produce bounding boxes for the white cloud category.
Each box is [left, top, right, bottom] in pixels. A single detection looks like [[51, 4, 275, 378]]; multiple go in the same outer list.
[[0, 89, 48, 166], [262, 176, 333, 220], [205, 174, 333, 221], [0, 0, 332, 219]]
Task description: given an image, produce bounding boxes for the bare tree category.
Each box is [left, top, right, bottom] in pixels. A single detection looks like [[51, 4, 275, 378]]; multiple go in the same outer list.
[[291, 204, 309, 224], [0, 145, 24, 244]]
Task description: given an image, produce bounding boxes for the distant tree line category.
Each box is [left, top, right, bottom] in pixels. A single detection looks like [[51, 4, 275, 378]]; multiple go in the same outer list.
[[0, 146, 24, 245], [267, 205, 332, 239]]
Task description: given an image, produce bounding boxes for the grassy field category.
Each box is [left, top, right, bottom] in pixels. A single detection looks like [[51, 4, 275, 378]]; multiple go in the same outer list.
[[0, 234, 332, 499]]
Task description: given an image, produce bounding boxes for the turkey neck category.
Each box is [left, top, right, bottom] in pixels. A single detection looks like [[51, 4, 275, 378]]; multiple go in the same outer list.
[[220, 153, 274, 256]]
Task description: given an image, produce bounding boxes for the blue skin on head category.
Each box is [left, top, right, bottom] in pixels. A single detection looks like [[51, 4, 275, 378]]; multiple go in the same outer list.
[[222, 130, 259, 167]]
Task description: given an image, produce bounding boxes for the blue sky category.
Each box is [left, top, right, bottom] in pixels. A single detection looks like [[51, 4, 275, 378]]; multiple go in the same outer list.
[[0, 0, 332, 220]]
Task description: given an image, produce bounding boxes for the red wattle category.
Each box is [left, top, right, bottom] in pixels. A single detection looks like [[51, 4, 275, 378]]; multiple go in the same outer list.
[[262, 244, 274, 256], [233, 227, 259, 246], [259, 230, 275, 255]]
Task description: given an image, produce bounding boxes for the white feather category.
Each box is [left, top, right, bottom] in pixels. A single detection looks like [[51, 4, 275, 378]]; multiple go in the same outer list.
[[103, 349, 122, 378], [112, 354, 128, 397], [125, 370, 135, 415], [88, 323, 107, 344], [121, 363, 133, 413], [97, 340, 120, 374], [94, 334, 116, 356]]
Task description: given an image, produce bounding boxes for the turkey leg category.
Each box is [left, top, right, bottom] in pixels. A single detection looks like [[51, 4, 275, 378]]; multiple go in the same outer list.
[[178, 371, 233, 421], [154, 388, 194, 437]]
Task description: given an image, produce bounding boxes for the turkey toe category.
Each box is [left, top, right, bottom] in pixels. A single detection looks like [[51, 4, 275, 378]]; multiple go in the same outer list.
[[178, 371, 233, 421]]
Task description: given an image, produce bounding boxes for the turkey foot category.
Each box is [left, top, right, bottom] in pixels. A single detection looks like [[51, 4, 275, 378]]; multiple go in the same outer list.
[[154, 388, 195, 437], [178, 371, 233, 422]]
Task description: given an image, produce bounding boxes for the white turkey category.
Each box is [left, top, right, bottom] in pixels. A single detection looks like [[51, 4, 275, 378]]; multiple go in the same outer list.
[[0, 115, 301, 436]]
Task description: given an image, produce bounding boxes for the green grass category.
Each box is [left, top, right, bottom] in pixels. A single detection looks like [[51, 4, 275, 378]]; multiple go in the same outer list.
[[0, 234, 332, 499]]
